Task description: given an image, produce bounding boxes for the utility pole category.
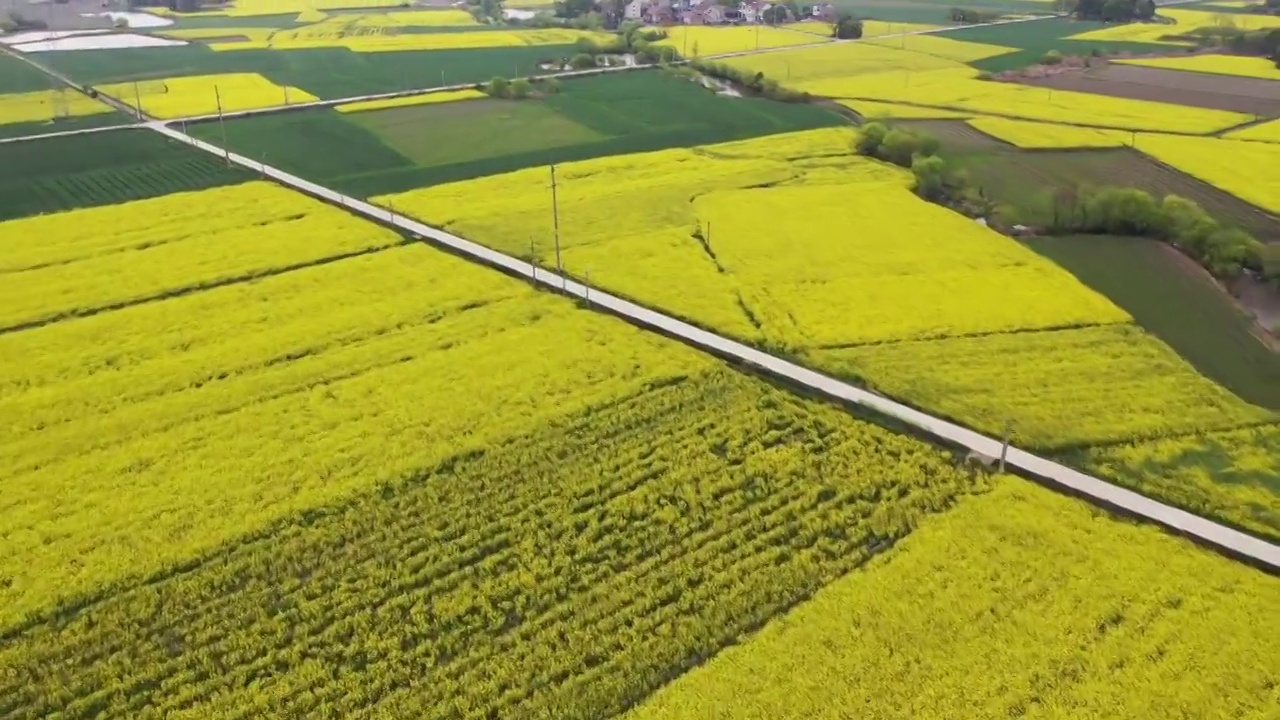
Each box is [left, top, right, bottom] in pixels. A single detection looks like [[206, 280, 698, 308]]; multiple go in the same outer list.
[[283, 85, 290, 106], [998, 422, 1012, 474], [549, 164, 563, 283], [133, 81, 143, 121], [584, 269, 590, 306], [529, 238, 538, 283], [214, 85, 230, 167]]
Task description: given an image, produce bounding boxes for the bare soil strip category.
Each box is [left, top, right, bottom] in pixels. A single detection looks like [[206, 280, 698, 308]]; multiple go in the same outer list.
[[1020, 64, 1280, 117]]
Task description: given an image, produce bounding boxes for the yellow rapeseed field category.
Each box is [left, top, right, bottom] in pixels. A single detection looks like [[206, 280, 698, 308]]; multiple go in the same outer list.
[[656, 25, 828, 58], [626, 478, 1280, 720], [1069, 8, 1280, 44], [807, 324, 1271, 448], [967, 116, 1133, 148], [0, 88, 114, 126], [376, 128, 1127, 350], [804, 66, 1251, 132], [1132, 133, 1280, 214], [863, 32, 1016, 61], [840, 99, 976, 119], [150, 0, 409, 17], [777, 19, 941, 39], [725, 43, 1247, 132], [98, 72, 317, 118], [0, 182, 399, 331], [1225, 117, 1280, 142], [212, 23, 611, 52], [335, 88, 485, 113], [0, 243, 717, 628], [1085, 424, 1280, 543], [1115, 52, 1280, 80], [723, 40, 965, 85]]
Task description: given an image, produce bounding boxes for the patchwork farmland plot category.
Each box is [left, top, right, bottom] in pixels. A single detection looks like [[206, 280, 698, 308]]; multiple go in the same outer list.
[[0, 182, 400, 331], [2, 6, 1279, 718], [1019, 62, 1280, 116], [189, 72, 844, 195], [36, 44, 574, 101], [936, 138, 1280, 243], [0, 129, 249, 222], [723, 41, 1253, 132], [1023, 235, 1280, 410], [626, 478, 1280, 719], [0, 54, 127, 139]]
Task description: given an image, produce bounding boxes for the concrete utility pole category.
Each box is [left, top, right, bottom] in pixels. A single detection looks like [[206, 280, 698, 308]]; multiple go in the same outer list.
[[998, 422, 1012, 474], [132, 81, 143, 121], [214, 84, 230, 167], [549, 164, 563, 283]]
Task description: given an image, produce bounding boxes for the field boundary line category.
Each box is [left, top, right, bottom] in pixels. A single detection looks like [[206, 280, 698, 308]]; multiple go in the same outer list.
[[0, 122, 140, 145], [147, 119, 1280, 572]]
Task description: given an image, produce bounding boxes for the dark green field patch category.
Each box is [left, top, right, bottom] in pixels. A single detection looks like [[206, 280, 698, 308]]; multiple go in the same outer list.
[[193, 70, 845, 196], [351, 98, 606, 167], [947, 18, 1182, 71], [160, 12, 309, 29], [0, 54, 61, 94], [193, 107, 413, 180], [0, 129, 250, 222], [35, 44, 575, 100], [1024, 235, 1280, 409], [0, 111, 131, 141]]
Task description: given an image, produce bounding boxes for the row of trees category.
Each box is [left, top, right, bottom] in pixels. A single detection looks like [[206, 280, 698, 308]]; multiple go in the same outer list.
[[1047, 187, 1273, 280], [1068, 0, 1157, 22], [853, 122, 1275, 285]]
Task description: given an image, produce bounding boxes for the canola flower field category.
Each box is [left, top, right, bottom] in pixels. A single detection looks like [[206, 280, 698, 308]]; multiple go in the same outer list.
[[1227, 118, 1280, 143], [966, 116, 1133, 148], [2, 178, 1008, 716], [626, 478, 1280, 719], [99, 72, 318, 119], [723, 38, 1250, 133], [0, 88, 116, 127], [0, 182, 399, 332], [657, 25, 829, 57], [4, 10, 1280, 717], [1132, 134, 1280, 215], [1114, 53, 1280, 81], [376, 127, 1276, 535]]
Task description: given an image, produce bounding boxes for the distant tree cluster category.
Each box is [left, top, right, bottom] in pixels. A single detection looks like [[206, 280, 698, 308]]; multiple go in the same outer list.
[[1072, 0, 1156, 22], [949, 7, 1000, 23], [854, 122, 988, 211]]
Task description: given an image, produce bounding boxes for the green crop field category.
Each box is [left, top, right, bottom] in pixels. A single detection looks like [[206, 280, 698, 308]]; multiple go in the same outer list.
[[191, 70, 845, 196], [947, 18, 1179, 71], [1024, 235, 1280, 409], [827, 0, 1050, 24], [0, 129, 250, 222], [0, 54, 61, 94], [0, 112, 131, 142], [34, 44, 572, 100]]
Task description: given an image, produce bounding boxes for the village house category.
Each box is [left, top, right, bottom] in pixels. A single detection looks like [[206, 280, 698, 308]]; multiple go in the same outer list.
[[810, 2, 837, 20]]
